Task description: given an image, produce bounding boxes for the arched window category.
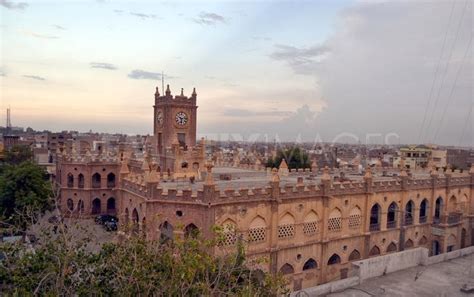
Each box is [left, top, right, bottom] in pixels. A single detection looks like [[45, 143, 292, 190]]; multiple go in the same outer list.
[[77, 200, 84, 213], [328, 208, 342, 232], [370, 203, 381, 231], [159, 221, 174, 243], [302, 258, 318, 271], [107, 173, 116, 188], [278, 212, 295, 239], [181, 162, 188, 169], [405, 239, 414, 249], [78, 173, 85, 188], [184, 223, 199, 238], [327, 254, 341, 265], [404, 200, 414, 226], [92, 198, 101, 215], [107, 197, 116, 214], [369, 245, 381, 257], [92, 173, 101, 188], [248, 216, 266, 243], [348, 249, 361, 261], [348, 206, 362, 229], [67, 198, 74, 211], [386, 242, 397, 253], [222, 219, 237, 246], [303, 210, 319, 236], [434, 197, 443, 223], [387, 202, 398, 229], [419, 199, 428, 223], [67, 173, 74, 188], [448, 195, 457, 212], [279, 263, 294, 275]]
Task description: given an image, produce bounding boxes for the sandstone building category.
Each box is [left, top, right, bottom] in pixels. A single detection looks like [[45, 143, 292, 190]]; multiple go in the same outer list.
[[56, 86, 474, 291]]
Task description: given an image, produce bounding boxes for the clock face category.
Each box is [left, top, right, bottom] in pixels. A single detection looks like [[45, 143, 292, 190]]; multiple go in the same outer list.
[[156, 110, 163, 125], [175, 111, 188, 126]]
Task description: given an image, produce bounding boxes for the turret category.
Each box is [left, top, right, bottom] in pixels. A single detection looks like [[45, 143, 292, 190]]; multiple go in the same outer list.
[[165, 84, 171, 97], [155, 86, 160, 98]]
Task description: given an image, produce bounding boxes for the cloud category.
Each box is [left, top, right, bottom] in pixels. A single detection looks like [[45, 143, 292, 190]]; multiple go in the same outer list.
[[23, 75, 46, 81], [292, 1, 472, 145], [0, 0, 27, 10], [21, 31, 59, 39], [270, 44, 330, 75], [90, 62, 118, 70], [193, 11, 226, 25], [130, 12, 157, 20], [223, 108, 292, 118], [128, 70, 168, 80], [52, 25, 66, 30], [114, 9, 123, 14], [252, 36, 272, 41]]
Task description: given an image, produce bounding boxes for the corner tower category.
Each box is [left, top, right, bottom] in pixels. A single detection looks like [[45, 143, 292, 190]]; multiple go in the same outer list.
[[153, 85, 198, 153]]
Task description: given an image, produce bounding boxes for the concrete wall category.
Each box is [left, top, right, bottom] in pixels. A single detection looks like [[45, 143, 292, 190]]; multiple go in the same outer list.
[[289, 277, 359, 297], [353, 248, 426, 281], [421, 246, 474, 265], [291, 246, 474, 296]]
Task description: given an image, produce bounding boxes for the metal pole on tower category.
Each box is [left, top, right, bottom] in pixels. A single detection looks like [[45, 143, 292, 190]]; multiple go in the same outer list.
[[162, 71, 164, 94]]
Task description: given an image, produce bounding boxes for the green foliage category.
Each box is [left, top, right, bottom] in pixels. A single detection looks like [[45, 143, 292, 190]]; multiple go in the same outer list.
[[266, 147, 311, 170], [3, 145, 33, 166], [0, 221, 288, 296], [0, 146, 52, 230]]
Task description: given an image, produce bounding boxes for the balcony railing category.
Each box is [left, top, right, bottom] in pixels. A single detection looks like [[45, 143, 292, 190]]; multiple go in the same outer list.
[[432, 212, 462, 225], [92, 181, 101, 189], [403, 217, 413, 226], [369, 223, 380, 232], [107, 181, 116, 188], [386, 221, 397, 229], [419, 216, 427, 223]]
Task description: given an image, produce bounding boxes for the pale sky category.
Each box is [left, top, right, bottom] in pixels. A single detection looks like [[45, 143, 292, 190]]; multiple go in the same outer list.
[[0, 0, 472, 146]]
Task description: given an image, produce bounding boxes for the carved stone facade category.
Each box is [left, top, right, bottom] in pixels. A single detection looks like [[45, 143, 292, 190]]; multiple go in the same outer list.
[[56, 87, 474, 292]]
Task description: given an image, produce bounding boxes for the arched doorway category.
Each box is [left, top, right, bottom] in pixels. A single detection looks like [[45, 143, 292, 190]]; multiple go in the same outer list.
[[461, 228, 467, 248], [159, 221, 174, 243], [432, 240, 441, 255], [132, 208, 139, 234], [66, 198, 74, 212], [107, 197, 116, 214], [92, 198, 101, 214]]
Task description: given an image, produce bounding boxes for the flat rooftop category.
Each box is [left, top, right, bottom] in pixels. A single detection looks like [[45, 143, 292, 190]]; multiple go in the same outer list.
[[158, 166, 440, 191], [328, 253, 474, 297]]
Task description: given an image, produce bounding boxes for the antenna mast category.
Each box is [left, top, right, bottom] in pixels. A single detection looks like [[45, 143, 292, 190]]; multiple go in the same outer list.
[[162, 71, 164, 94]]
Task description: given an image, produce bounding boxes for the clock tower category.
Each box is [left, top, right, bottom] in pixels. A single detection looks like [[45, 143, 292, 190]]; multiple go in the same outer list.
[[153, 84, 198, 153]]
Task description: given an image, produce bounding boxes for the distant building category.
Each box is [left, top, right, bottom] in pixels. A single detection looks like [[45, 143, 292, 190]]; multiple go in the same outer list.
[[393, 145, 446, 169]]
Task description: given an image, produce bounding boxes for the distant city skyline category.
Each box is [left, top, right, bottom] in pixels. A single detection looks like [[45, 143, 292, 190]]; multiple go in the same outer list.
[[0, 0, 472, 146]]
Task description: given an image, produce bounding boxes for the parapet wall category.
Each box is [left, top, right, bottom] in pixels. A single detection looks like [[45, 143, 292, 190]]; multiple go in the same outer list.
[[291, 246, 474, 296]]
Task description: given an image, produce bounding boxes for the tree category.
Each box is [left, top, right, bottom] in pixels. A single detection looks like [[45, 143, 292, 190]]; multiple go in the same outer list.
[[266, 147, 311, 170], [0, 161, 52, 230], [3, 145, 33, 166], [0, 218, 288, 296]]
